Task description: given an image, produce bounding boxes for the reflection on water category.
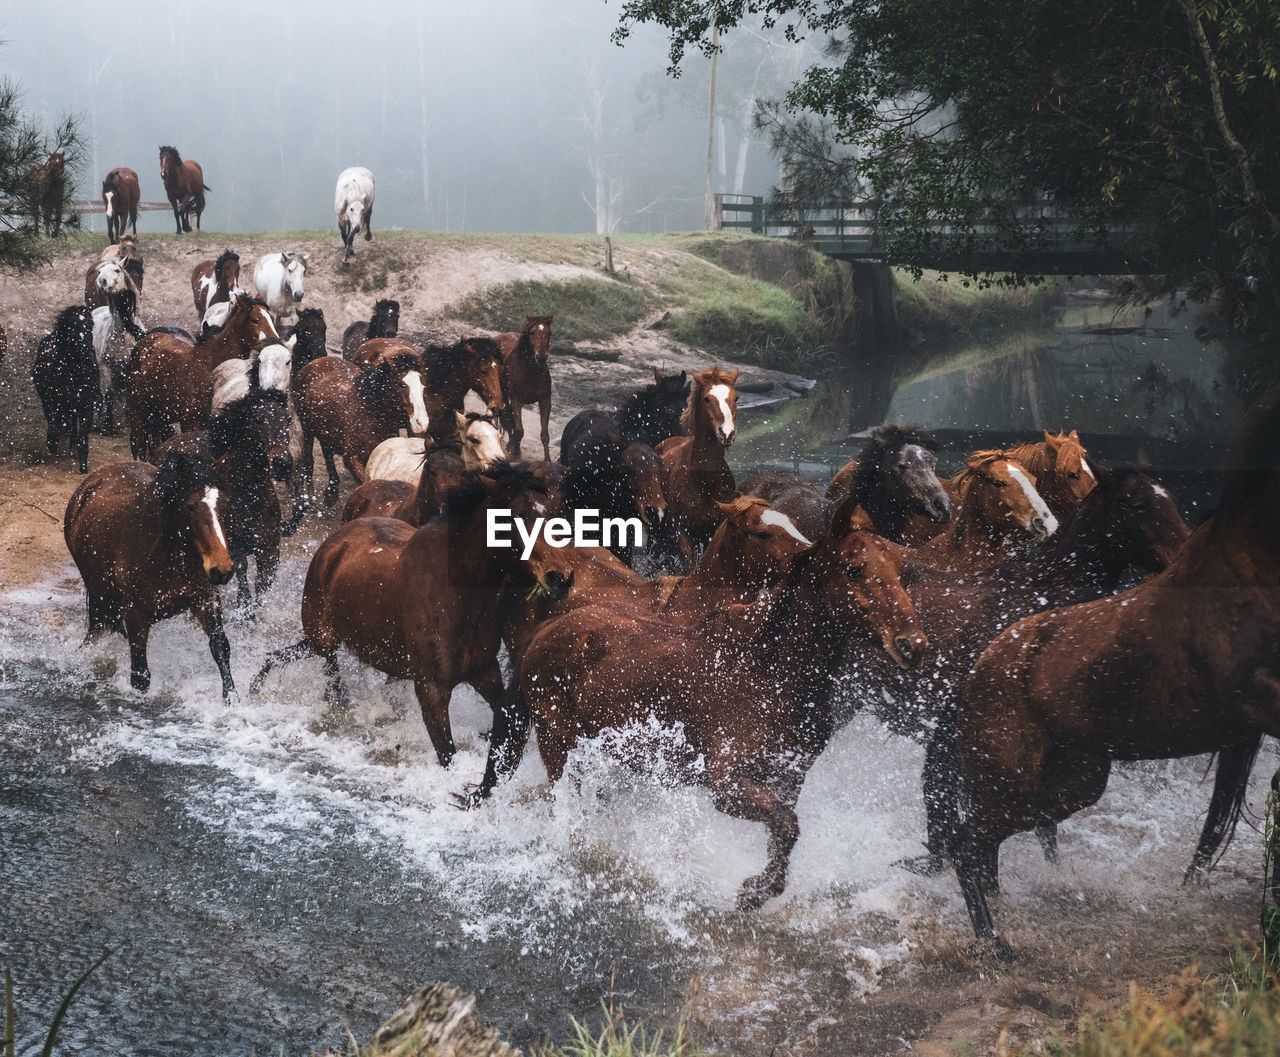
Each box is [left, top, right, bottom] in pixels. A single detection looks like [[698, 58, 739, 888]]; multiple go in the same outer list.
[[890, 290, 1236, 443]]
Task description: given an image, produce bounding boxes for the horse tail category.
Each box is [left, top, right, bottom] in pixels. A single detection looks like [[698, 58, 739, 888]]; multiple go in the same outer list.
[[1185, 733, 1265, 882]]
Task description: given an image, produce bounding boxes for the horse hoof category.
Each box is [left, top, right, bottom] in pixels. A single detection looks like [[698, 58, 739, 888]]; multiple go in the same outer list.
[[895, 852, 948, 877], [450, 787, 487, 812], [130, 672, 151, 693], [736, 874, 780, 912], [966, 936, 1015, 963]]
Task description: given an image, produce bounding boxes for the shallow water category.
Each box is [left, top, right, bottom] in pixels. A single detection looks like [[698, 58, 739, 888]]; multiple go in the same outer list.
[[0, 548, 1272, 1055]]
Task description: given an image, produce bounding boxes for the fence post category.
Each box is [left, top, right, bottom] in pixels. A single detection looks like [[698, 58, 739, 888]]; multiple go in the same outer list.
[[712, 193, 724, 230], [751, 196, 765, 234]]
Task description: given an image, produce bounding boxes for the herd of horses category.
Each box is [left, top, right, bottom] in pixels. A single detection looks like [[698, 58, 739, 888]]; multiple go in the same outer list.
[[20, 211, 1280, 959]]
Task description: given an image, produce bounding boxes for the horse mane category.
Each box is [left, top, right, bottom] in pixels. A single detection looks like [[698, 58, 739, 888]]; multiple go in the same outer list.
[[849, 425, 939, 498], [159, 145, 182, 163], [52, 305, 94, 355], [439, 462, 545, 520], [292, 307, 327, 369], [367, 299, 399, 340], [154, 447, 218, 514], [462, 336, 502, 364], [355, 351, 421, 404], [108, 288, 144, 340], [422, 341, 468, 384], [122, 257, 144, 287], [721, 494, 770, 518]]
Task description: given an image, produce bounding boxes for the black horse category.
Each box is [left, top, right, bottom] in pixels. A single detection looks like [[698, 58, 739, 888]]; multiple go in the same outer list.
[[340, 298, 400, 360], [32, 306, 99, 473], [559, 369, 689, 462]]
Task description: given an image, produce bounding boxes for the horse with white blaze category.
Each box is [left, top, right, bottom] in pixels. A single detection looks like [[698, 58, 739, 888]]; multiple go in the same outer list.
[[335, 166, 375, 262], [252, 251, 309, 327]]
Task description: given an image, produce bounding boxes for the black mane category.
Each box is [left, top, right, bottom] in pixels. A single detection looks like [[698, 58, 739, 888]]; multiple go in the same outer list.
[[439, 462, 545, 519]]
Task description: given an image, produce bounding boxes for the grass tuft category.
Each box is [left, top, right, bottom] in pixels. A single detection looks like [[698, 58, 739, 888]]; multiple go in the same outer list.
[[451, 277, 649, 345]]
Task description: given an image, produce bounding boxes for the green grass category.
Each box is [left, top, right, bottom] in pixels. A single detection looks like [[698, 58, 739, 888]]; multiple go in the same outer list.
[[893, 268, 1061, 338], [451, 276, 650, 344]]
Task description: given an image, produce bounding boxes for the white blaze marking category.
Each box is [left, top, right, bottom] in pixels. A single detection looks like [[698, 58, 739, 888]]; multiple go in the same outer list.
[[1152, 483, 1169, 498], [258, 345, 292, 392], [759, 508, 812, 544], [1005, 463, 1058, 535], [202, 487, 228, 549], [708, 383, 735, 441], [1081, 459, 1095, 480], [403, 371, 430, 434]]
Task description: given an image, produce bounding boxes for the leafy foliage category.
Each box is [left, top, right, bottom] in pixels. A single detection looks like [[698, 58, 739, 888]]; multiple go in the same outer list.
[[0, 66, 84, 272], [615, 0, 1280, 379]]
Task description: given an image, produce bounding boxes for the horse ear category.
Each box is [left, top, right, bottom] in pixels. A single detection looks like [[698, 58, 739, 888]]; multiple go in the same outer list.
[[286, 334, 297, 349], [280, 253, 289, 265], [455, 411, 469, 431], [714, 500, 736, 516], [728, 368, 740, 385], [1068, 429, 1080, 441], [1043, 430, 1061, 447], [302, 253, 310, 265]]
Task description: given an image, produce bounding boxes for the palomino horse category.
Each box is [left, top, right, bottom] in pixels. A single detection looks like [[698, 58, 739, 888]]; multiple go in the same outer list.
[[656, 367, 739, 563], [864, 468, 1191, 877], [64, 449, 236, 699], [286, 351, 431, 526], [191, 249, 242, 331], [742, 426, 952, 542], [521, 511, 926, 909], [559, 370, 690, 458], [159, 146, 208, 234], [252, 466, 574, 788], [912, 453, 1057, 572], [496, 314, 554, 461], [342, 413, 508, 525], [951, 393, 1280, 956], [101, 167, 140, 244], [460, 495, 816, 807], [127, 297, 281, 461]]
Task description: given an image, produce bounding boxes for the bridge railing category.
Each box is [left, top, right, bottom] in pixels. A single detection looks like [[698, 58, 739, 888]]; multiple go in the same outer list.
[[712, 192, 1152, 271]]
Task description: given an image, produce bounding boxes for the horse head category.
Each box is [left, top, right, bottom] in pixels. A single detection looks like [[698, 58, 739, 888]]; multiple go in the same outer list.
[[868, 425, 950, 524], [95, 260, 134, 296], [460, 337, 507, 417], [214, 249, 241, 290], [621, 442, 667, 529], [158, 145, 180, 184], [1085, 467, 1190, 572], [685, 366, 739, 447], [963, 454, 1058, 541], [1043, 429, 1097, 509], [806, 515, 927, 670], [523, 314, 554, 363], [456, 411, 507, 472], [713, 496, 812, 578], [155, 450, 234, 586], [280, 251, 309, 303]]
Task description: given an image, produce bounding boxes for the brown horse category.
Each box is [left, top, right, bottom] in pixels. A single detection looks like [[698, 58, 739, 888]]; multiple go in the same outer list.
[[556, 434, 667, 565], [128, 298, 279, 460], [191, 250, 242, 329], [421, 337, 508, 434], [287, 351, 431, 526], [346, 336, 418, 369], [128, 297, 281, 461], [976, 432, 1095, 521], [101, 167, 140, 244], [951, 394, 1280, 956], [64, 448, 236, 699], [656, 366, 739, 564], [912, 454, 1057, 572], [252, 466, 575, 780], [521, 512, 926, 909], [459, 496, 854, 807], [341, 413, 507, 525], [33, 151, 67, 236], [159, 145, 208, 234], [496, 314, 554, 461], [864, 468, 1191, 877]]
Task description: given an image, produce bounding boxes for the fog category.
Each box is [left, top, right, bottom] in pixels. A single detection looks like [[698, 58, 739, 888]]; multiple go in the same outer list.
[[3, 2, 809, 234]]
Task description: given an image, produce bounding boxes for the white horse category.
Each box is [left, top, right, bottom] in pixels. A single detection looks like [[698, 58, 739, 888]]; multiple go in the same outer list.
[[252, 251, 309, 327], [210, 342, 295, 415], [366, 437, 429, 483], [334, 166, 375, 263], [90, 259, 144, 433]]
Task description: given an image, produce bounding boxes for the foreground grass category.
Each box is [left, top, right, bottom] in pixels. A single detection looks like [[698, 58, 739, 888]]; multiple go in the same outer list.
[[1030, 952, 1280, 1057]]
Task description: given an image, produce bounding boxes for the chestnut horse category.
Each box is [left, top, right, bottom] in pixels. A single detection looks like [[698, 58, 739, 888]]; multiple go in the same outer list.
[[64, 448, 236, 699], [421, 337, 507, 433], [656, 367, 739, 564], [159, 146, 208, 233], [127, 297, 281, 461], [521, 512, 926, 909], [252, 466, 575, 785], [912, 454, 1057, 572], [981, 432, 1095, 521], [101, 167, 140, 244], [286, 351, 431, 527], [342, 413, 507, 525], [191, 249, 242, 331], [865, 468, 1191, 877], [496, 314, 554, 461], [462, 496, 830, 807], [951, 393, 1280, 956]]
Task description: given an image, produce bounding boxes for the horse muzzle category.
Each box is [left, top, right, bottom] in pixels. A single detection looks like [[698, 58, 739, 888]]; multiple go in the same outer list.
[[927, 494, 952, 523], [1031, 513, 1059, 540], [292, 292, 304, 303], [885, 631, 928, 670], [206, 564, 234, 587]]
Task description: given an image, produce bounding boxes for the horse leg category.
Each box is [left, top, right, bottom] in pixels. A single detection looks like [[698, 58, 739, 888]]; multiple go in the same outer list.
[[250, 639, 314, 694], [364, 205, 373, 241], [708, 765, 801, 911], [322, 653, 348, 710], [899, 727, 962, 876], [193, 598, 236, 703], [1035, 825, 1060, 866], [45, 421, 59, 458], [124, 610, 152, 693], [539, 397, 551, 463], [172, 201, 183, 235], [459, 661, 530, 807], [412, 676, 457, 769], [1185, 735, 1265, 883], [507, 398, 525, 460], [255, 539, 280, 600], [284, 425, 316, 534], [321, 442, 342, 508], [75, 411, 90, 474]]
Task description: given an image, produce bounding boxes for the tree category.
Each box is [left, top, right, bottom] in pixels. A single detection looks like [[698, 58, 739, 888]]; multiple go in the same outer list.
[[615, 0, 1280, 387], [0, 63, 83, 271]]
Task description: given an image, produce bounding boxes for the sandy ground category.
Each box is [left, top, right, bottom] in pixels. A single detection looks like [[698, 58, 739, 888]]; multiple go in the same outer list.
[[0, 234, 1267, 1054]]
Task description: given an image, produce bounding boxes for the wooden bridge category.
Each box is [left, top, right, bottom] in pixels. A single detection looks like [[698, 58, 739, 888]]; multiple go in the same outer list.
[[713, 193, 1158, 275]]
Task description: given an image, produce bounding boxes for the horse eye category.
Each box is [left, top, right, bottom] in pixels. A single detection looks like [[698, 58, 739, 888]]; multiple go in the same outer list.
[[992, 479, 1007, 488], [1068, 471, 1080, 479], [754, 531, 772, 539], [846, 566, 864, 580]]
